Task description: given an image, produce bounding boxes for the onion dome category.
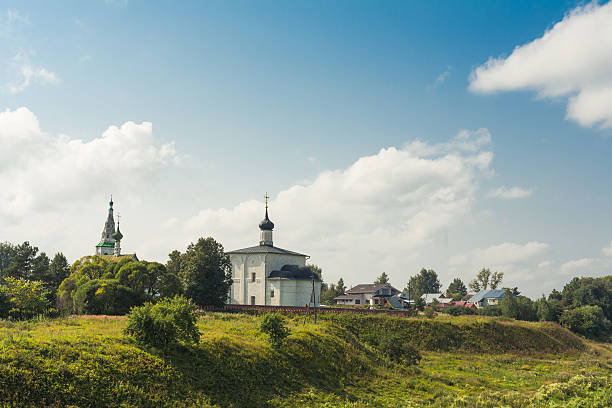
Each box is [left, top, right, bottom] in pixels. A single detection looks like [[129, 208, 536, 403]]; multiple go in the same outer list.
[[112, 225, 123, 241], [259, 208, 274, 231]]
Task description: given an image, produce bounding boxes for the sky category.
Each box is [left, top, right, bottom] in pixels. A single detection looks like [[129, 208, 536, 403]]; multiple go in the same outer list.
[[1, 0, 612, 297]]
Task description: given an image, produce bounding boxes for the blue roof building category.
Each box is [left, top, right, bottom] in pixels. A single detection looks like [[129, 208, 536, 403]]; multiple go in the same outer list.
[[467, 289, 506, 308]]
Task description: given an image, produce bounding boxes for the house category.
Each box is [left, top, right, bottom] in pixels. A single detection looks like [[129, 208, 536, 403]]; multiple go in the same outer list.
[[334, 283, 400, 306], [421, 293, 453, 305], [467, 289, 506, 308], [227, 197, 321, 307], [439, 300, 476, 309]]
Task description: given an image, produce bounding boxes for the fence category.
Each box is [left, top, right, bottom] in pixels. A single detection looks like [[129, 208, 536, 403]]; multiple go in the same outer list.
[[199, 304, 417, 317]]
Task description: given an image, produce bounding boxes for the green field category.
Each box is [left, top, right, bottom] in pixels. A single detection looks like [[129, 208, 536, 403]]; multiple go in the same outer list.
[[0, 313, 610, 407]]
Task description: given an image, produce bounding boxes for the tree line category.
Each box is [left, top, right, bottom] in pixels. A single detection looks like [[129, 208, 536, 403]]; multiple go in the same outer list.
[[0, 237, 232, 319]]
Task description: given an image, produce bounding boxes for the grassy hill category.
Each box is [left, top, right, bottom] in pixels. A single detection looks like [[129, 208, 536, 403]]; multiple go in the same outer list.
[[0, 313, 610, 407]]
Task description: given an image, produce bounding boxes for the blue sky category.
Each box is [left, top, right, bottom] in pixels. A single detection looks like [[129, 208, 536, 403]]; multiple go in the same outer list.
[[1, 0, 611, 296]]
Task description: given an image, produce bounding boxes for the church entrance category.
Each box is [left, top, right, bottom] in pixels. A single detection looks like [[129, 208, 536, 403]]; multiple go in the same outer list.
[[250, 296, 255, 305]]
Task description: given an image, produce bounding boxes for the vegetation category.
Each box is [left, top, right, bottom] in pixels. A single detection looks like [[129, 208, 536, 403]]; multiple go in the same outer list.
[[56, 255, 181, 315], [124, 295, 200, 350], [0, 313, 609, 407], [407, 268, 441, 298], [445, 277, 467, 300], [259, 313, 290, 348], [0, 277, 51, 319], [169, 237, 232, 307], [374, 272, 389, 284], [469, 267, 504, 291]]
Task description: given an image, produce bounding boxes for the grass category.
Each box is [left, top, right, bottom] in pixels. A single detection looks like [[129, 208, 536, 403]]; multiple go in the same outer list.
[[0, 313, 610, 407]]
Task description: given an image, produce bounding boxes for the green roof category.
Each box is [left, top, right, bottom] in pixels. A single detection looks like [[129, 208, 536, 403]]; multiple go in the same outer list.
[[96, 242, 115, 248]]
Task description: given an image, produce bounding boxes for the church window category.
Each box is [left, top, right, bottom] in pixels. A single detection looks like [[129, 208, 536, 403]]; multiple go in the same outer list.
[[270, 290, 275, 298], [355, 299, 360, 305], [250, 296, 256, 305], [251, 272, 256, 282]]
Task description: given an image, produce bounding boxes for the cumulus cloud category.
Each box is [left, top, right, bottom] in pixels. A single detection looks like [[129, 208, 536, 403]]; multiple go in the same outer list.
[[487, 186, 533, 199], [602, 241, 612, 257], [175, 129, 494, 283], [560, 258, 596, 274], [0, 107, 180, 222], [469, 2, 612, 128], [450, 241, 549, 272]]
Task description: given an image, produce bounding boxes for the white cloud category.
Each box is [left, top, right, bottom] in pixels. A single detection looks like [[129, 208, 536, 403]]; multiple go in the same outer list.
[[432, 66, 452, 88], [560, 257, 595, 274], [7, 9, 29, 24], [175, 129, 493, 284], [602, 241, 612, 256], [469, 2, 612, 128], [487, 186, 533, 199], [6, 55, 60, 94], [450, 241, 549, 269], [0, 107, 180, 222]]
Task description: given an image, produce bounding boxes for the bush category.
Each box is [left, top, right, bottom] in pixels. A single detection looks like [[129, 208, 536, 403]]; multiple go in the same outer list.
[[378, 334, 421, 366], [559, 305, 612, 338], [260, 313, 290, 348], [0, 277, 51, 319], [478, 306, 502, 316], [424, 306, 436, 318], [444, 305, 476, 316], [124, 295, 200, 350]]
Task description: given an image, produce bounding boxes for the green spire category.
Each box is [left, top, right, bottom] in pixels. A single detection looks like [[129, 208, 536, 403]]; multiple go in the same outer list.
[[109, 194, 114, 209]]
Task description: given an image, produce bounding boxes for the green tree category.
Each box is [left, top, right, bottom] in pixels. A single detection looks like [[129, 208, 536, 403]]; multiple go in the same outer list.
[[0, 242, 16, 273], [446, 278, 467, 300], [408, 268, 441, 298], [173, 237, 232, 307], [320, 283, 337, 305], [469, 268, 504, 291], [0, 277, 51, 319], [49, 253, 70, 288], [561, 276, 612, 322], [307, 264, 322, 280], [3, 242, 50, 281], [559, 305, 612, 338], [375, 272, 389, 284], [336, 278, 346, 295], [499, 289, 519, 319], [260, 313, 290, 348]]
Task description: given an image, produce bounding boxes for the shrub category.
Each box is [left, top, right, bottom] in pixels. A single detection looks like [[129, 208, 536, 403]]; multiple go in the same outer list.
[[424, 306, 436, 318], [559, 305, 612, 338], [378, 334, 421, 366], [445, 305, 476, 316], [124, 295, 200, 350], [0, 277, 51, 319], [260, 313, 290, 348], [478, 306, 502, 316]]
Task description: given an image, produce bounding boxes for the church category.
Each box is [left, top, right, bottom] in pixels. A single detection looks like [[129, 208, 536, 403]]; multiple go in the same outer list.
[[227, 196, 321, 307], [94, 197, 136, 260]]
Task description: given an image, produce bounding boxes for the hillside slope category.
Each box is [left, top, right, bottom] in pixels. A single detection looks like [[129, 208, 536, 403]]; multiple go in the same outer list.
[[0, 313, 609, 408]]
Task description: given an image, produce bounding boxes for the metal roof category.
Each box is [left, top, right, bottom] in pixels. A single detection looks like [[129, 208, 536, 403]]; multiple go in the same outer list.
[[346, 283, 398, 294], [268, 264, 321, 281], [227, 245, 306, 257], [467, 289, 506, 303]]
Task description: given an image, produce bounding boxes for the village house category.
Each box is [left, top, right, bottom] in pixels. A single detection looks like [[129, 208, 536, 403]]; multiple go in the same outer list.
[[467, 289, 505, 308], [421, 293, 453, 305], [334, 283, 400, 306]]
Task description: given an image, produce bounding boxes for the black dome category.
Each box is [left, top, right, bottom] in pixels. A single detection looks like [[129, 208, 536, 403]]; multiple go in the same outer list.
[[259, 209, 274, 231], [268, 265, 321, 281]]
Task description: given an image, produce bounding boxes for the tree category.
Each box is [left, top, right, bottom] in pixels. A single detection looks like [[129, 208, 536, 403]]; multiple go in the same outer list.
[[469, 268, 504, 291], [375, 272, 389, 284], [320, 283, 337, 305], [559, 305, 612, 338], [446, 278, 467, 300], [3, 242, 49, 281], [173, 237, 232, 307], [0, 277, 51, 319], [336, 278, 346, 296], [307, 264, 322, 280], [49, 253, 70, 288], [0, 242, 16, 273], [499, 289, 519, 319], [408, 268, 441, 298]]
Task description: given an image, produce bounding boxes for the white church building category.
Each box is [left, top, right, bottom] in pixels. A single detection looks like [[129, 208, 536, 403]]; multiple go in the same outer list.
[[227, 197, 321, 307]]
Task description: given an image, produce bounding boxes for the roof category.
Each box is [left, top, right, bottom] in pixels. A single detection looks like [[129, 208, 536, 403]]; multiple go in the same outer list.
[[227, 244, 307, 257], [334, 294, 360, 300], [96, 254, 139, 262], [347, 283, 397, 294], [268, 264, 321, 281], [386, 296, 405, 310], [421, 293, 444, 302], [467, 289, 506, 303], [259, 208, 274, 231], [96, 241, 115, 248]]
